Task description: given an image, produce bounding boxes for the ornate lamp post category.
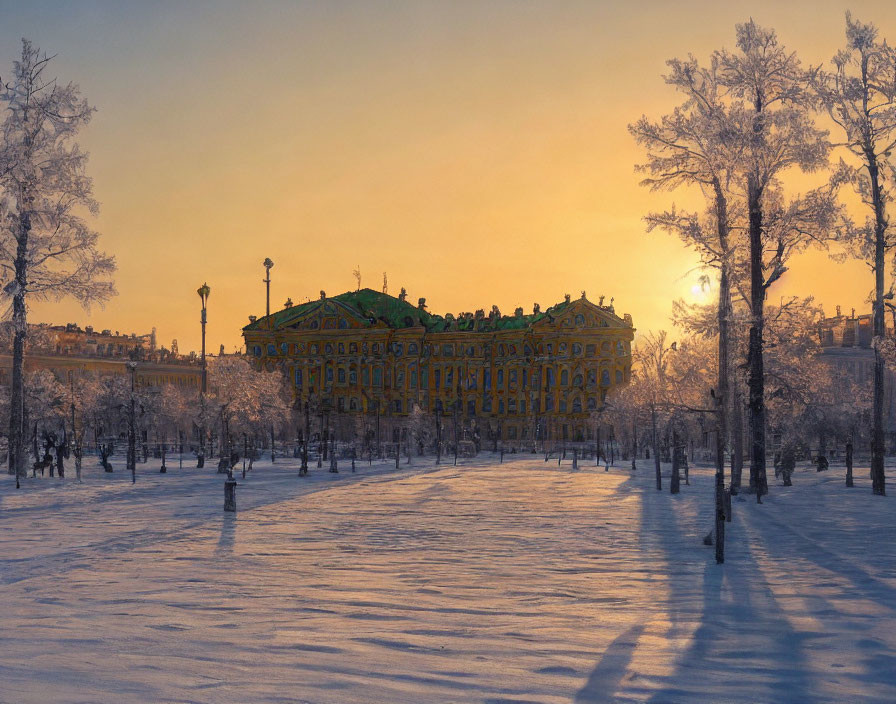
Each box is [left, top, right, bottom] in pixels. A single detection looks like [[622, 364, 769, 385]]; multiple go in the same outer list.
[[197, 282, 210, 468], [127, 361, 138, 483], [263, 258, 274, 320]]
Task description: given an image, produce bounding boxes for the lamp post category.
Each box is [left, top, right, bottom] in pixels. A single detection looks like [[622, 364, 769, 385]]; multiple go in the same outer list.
[[263, 258, 274, 320], [127, 361, 138, 483], [197, 282, 210, 468], [301, 398, 310, 475]]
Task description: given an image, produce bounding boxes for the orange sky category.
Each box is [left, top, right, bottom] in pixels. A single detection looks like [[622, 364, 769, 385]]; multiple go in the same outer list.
[[3, 0, 890, 353]]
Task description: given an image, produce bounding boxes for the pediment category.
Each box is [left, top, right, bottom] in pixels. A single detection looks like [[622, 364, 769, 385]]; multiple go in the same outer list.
[[533, 298, 629, 330], [278, 299, 371, 331]]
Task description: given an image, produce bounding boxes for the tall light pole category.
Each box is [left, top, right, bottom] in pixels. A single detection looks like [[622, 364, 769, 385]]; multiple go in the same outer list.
[[197, 282, 210, 468], [263, 258, 274, 321], [127, 361, 137, 483]]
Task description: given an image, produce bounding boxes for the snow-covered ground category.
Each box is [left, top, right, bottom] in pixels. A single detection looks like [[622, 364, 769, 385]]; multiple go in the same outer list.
[[1, 453, 895, 703]]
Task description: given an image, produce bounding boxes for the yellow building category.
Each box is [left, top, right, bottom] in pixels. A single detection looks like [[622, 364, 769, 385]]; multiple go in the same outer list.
[[0, 323, 202, 390], [243, 289, 634, 446]]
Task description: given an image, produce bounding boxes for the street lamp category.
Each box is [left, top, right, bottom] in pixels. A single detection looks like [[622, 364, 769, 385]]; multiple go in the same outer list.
[[197, 282, 210, 468], [127, 361, 138, 483], [263, 258, 274, 320]]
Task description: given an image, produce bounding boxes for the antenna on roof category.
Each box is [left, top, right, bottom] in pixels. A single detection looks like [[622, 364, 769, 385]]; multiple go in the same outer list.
[[353, 265, 361, 291], [382, 272, 388, 294]]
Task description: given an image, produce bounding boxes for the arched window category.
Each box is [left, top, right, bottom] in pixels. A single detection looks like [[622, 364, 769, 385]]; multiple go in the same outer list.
[[601, 369, 611, 386], [572, 397, 582, 413], [349, 368, 357, 385], [560, 369, 569, 386], [325, 343, 334, 355], [587, 397, 597, 411], [337, 368, 346, 383], [397, 367, 405, 388], [546, 368, 555, 388], [559, 399, 567, 413]]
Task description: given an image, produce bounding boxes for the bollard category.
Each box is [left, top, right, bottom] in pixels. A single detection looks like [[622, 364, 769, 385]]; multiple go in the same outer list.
[[500, 448, 504, 463], [572, 448, 578, 470], [224, 478, 237, 512]]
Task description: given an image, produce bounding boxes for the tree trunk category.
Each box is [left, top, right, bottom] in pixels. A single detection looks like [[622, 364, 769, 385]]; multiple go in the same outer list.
[[730, 384, 745, 491], [845, 440, 854, 488], [868, 154, 887, 496], [714, 178, 732, 495], [747, 173, 768, 502], [671, 429, 680, 494], [651, 405, 661, 490]]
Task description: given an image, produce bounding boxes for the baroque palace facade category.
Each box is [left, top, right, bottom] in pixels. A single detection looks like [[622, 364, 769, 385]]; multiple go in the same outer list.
[[243, 288, 634, 446]]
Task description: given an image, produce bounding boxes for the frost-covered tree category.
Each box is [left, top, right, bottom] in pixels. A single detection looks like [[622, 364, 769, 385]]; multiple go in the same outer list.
[[207, 356, 291, 470], [631, 56, 741, 490], [0, 40, 116, 479], [716, 21, 833, 499], [814, 14, 896, 496]]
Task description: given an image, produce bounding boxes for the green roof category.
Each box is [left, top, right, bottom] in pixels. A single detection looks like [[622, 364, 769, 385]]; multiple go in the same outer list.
[[244, 289, 601, 334]]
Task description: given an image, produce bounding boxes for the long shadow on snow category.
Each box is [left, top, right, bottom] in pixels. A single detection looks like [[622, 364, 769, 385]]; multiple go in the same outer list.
[[575, 471, 813, 703]]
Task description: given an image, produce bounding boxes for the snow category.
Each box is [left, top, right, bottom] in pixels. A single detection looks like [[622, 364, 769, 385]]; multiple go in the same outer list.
[[1, 454, 895, 703]]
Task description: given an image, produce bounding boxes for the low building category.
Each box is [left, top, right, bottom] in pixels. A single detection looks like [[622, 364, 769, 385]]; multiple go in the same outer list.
[[243, 288, 634, 446], [0, 323, 202, 390]]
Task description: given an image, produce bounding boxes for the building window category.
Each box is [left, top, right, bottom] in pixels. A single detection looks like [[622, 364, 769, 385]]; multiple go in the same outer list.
[[338, 318, 348, 329], [572, 343, 583, 356], [409, 343, 418, 355], [349, 368, 357, 385], [560, 369, 569, 386], [267, 344, 276, 356], [616, 340, 625, 356], [524, 344, 533, 356], [467, 345, 475, 357], [397, 367, 405, 388], [509, 369, 517, 386], [545, 395, 554, 411], [586, 344, 596, 356], [484, 369, 491, 390], [520, 400, 526, 414], [350, 342, 358, 354], [337, 397, 345, 412], [499, 400, 505, 414], [588, 370, 597, 387], [442, 344, 453, 356], [483, 397, 492, 413], [509, 426, 517, 439], [467, 369, 477, 390], [325, 343, 334, 355], [280, 343, 288, 355], [497, 369, 504, 389], [435, 368, 441, 389], [601, 369, 611, 386], [588, 397, 597, 411], [574, 373, 583, 387], [559, 399, 567, 413], [310, 344, 318, 355], [338, 342, 345, 354], [362, 367, 370, 386], [349, 398, 358, 411], [253, 345, 262, 357], [573, 398, 582, 413], [559, 343, 567, 355], [446, 368, 453, 388], [467, 399, 476, 416], [421, 368, 428, 388], [546, 344, 553, 355], [410, 366, 417, 389], [373, 367, 382, 386], [338, 368, 346, 383], [326, 366, 334, 383], [393, 399, 402, 413], [394, 343, 403, 356], [294, 369, 303, 387], [508, 398, 517, 414]]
